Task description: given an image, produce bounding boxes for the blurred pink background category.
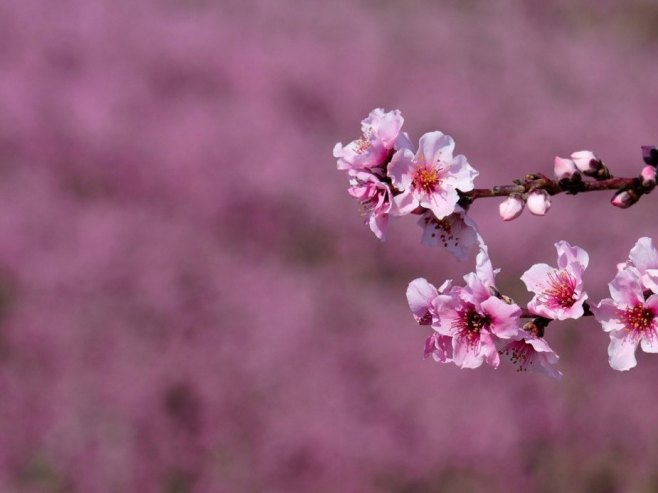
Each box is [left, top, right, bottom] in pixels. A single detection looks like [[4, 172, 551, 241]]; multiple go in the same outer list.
[[1, 1, 658, 491]]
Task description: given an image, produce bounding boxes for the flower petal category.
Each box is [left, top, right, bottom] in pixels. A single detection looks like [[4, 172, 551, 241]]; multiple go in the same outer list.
[[591, 299, 625, 332], [418, 131, 454, 166], [520, 263, 554, 294], [608, 330, 639, 371], [407, 278, 438, 324]]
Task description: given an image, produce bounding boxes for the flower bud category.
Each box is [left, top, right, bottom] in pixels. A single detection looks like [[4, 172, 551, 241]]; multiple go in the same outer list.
[[554, 156, 577, 180], [641, 145, 658, 166], [570, 150, 602, 173], [641, 165, 657, 189], [611, 189, 639, 209], [498, 195, 524, 221], [526, 189, 551, 216]]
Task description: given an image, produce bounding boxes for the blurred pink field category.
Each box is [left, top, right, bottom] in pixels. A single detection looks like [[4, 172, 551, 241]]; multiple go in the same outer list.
[[1, 1, 658, 491]]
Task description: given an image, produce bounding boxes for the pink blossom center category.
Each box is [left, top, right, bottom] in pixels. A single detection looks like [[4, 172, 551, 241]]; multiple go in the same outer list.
[[541, 270, 577, 309], [622, 304, 655, 334], [354, 136, 372, 154], [412, 166, 441, 193], [452, 306, 490, 344]]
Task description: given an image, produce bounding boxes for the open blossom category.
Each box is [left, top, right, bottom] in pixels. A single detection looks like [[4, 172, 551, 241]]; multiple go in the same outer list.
[[333, 108, 412, 171], [417, 208, 482, 261], [430, 247, 522, 369], [388, 131, 478, 219], [521, 240, 589, 320], [347, 170, 393, 240], [499, 335, 562, 380], [591, 268, 658, 371]]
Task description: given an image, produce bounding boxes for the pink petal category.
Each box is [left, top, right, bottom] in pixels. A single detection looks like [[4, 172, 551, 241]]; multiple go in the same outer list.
[[392, 190, 418, 216], [418, 131, 454, 165], [609, 268, 644, 306], [628, 237, 658, 273], [387, 149, 415, 190], [608, 330, 639, 371], [407, 278, 439, 324], [520, 263, 554, 294], [480, 331, 500, 368], [447, 154, 478, 193], [590, 299, 625, 333], [555, 240, 589, 271], [480, 297, 521, 339], [421, 187, 459, 220]]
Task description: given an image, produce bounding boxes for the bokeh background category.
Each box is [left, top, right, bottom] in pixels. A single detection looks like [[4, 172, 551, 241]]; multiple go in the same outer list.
[[1, 0, 658, 491]]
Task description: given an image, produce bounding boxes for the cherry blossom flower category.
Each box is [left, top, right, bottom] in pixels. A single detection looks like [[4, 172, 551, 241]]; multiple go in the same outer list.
[[416, 208, 482, 261], [498, 195, 524, 221], [499, 335, 562, 380], [347, 169, 394, 240], [333, 108, 412, 171], [388, 131, 478, 219], [591, 268, 658, 371], [554, 156, 578, 180], [526, 189, 551, 215], [430, 247, 522, 369], [520, 240, 589, 320]]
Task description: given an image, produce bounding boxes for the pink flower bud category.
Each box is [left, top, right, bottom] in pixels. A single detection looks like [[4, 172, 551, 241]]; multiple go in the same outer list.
[[554, 156, 577, 180], [526, 190, 551, 216], [641, 165, 656, 186], [570, 150, 601, 173], [611, 190, 638, 209], [498, 195, 524, 221]]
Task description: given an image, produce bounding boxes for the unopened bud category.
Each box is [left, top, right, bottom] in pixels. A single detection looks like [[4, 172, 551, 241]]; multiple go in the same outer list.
[[641, 165, 657, 189], [526, 189, 551, 216], [641, 145, 658, 166], [570, 150, 602, 173], [554, 156, 577, 180], [611, 189, 640, 209], [498, 195, 524, 221]]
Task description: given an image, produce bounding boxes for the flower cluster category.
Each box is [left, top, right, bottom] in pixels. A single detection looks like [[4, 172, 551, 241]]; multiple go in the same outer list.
[[408, 247, 562, 378], [591, 238, 658, 371], [334, 109, 481, 259], [334, 109, 658, 379]]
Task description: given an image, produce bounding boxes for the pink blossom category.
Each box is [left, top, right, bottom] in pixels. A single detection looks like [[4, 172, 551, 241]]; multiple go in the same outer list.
[[347, 170, 393, 240], [430, 247, 522, 369], [520, 240, 589, 320], [554, 156, 577, 180], [526, 189, 551, 215], [591, 268, 658, 371], [388, 131, 478, 219], [333, 108, 412, 171], [570, 150, 601, 172], [499, 335, 562, 380], [417, 208, 481, 261], [498, 195, 524, 221]]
